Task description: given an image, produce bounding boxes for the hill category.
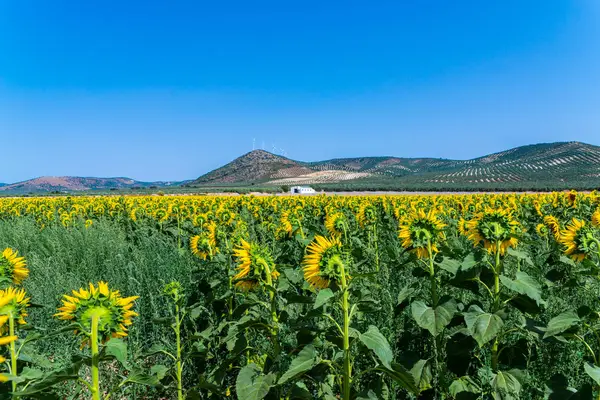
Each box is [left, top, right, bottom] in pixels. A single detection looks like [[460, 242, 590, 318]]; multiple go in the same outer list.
[[0, 177, 183, 194], [192, 142, 600, 190]]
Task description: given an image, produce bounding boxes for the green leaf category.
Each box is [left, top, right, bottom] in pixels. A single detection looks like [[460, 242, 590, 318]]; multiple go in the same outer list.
[[105, 338, 129, 369], [410, 359, 433, 392], [314, 288, 335, 309], [438, 258, 461, 275], [584, 363, 600, 385], [461, 253, 478, 271], [491, 369, 523, 400], [278, 345, 318, 384], [122, 373, 160, 387], [544, 311, 580, 339], [560, 255, 577, 267], [11, 367, 44, 384], [411, 299, 456, 337], [464, 305, 504, 347], [376, 363, 419, 394], [507, 248, 534, 266], [290, 381, 313, 399], [449, 376, 481, 396], [236, 363, 276, 400], [359, 325, 394, 369], [396, 285, 417, 306], [13, 361, 83, 396], [500, 271, 546, 307], [150, 364, 170, 381]]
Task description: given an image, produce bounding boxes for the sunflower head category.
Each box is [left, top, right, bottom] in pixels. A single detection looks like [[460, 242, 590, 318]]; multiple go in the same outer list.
[[325, 211, 347, 237], [280, 211, 294, 237], [543, 215, 561, 240], [357, 204, 377, 227], [0, 287, 30, 328], [398, 209, 446, 259], [0, 248, 29, 287], [536, 223, 549, 237], [0, 290, 18, 352], [592, 209, 600, 228], [457, 217, 469, 236], [233, 240, 279, 291], [302, 236, 346, 290], [162, 281, 183, 304], [55, 282, 139, 343], [190, 234, 213, 260], [558, 218, 599, 262], [465, 207, 521, 255]]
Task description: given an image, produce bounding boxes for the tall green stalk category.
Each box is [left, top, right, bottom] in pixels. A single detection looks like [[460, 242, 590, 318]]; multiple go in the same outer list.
[[491, 241, 502, 371], [174, 302, 183, 400], [262, 261, 280, 360], [90, 315, 101, 400], [373, 224, 380, 272], [9, 312, 17, 393], [339, 261, 352, 400], [426, 239, 441, 395]]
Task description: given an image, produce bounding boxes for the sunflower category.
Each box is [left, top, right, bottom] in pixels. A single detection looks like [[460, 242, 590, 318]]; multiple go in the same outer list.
[[0, 290, 19, 382], [536, 223, 549, 237], [0, 287, 29, 327], [399, 209, 446, 259], [325, 211, 347, 237], [55, 282, 138, 343], [0, 291, 17, 344], [0, 248, 29, 286], [558, 218, 600, 262], [280, 211, 294, 237], [543, 215, 561, 240], [457, 217, 469, 236], [357, 204, 377, 227], [302, 236, 346, 290], [233, 240, 279, 291], [592, 209, 600, 228], [465, 207, 521, 255], [190, 234, 212, 260]]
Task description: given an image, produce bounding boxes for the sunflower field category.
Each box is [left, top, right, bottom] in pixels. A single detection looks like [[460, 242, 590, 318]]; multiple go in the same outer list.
[[0, 192, 598, 399]]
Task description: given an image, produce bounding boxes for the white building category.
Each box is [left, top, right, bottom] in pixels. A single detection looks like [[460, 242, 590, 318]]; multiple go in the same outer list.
[[290, 186, 316, 194]]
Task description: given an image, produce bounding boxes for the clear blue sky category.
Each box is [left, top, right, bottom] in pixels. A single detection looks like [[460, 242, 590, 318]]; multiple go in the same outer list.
[[1, 1, 599, 183]]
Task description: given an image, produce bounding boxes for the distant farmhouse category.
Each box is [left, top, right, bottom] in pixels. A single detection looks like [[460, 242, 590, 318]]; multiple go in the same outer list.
[[290, 186, 316, 194]]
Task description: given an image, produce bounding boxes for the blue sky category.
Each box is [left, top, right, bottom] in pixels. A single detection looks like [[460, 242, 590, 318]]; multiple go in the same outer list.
[[1, 1, 599, 183]]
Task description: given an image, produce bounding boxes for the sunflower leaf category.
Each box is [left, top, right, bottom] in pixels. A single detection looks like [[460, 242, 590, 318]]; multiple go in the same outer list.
[[500, 271, 546, 307], [464, 305, 503, 347], [544, 311, 580, 339], [277, 345, 318, 384], [359, 325, 393, 369], [105, 338, 130, 369], [236, 363, 275, 400], [314, 289, 335, 309], [411, 299, 457, 337]]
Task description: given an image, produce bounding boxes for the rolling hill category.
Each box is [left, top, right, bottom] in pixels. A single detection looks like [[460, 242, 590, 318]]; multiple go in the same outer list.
[[2, 141, 599, 194], [192, 142, 600, 190], [0, 177, 184, 194]]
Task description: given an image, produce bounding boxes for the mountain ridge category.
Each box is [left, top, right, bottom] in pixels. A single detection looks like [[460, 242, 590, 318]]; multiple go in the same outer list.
[[192, 141, 600, 189], [2, 141, 600, 193], [0, 176, 186, 194]]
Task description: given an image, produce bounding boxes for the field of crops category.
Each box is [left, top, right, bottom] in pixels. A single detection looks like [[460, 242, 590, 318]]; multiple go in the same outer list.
[[0, 192, 599, 399]]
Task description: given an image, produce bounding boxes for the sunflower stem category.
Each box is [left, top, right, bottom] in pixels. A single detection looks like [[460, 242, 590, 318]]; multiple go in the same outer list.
[[427, 239, 441, 397], [90, 315, 101, 400], [262, 261, 280, 362], [9, 312, 17, 393], [373, 224, 380, 272], [339, 262, 352, 400], [491, 241, 502, 371], [175, 302, 183, 400]]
